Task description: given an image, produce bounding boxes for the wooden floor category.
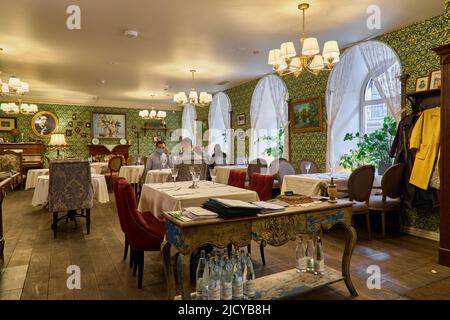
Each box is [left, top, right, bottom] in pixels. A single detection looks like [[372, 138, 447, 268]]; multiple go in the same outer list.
[[1, 189, 450, 300]]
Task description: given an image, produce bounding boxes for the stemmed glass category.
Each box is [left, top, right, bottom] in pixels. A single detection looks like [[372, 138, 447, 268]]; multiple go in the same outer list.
[[189, 166, 201, 188], [171, 167, 179, 187], [305, 162, 311, 174], [209, 168, 217, 184]]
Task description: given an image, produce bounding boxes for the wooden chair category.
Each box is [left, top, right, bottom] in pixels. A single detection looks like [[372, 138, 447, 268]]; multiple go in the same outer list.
[[0, 151, 25, 189], [174, 163, 208, 182], [299, 159, 319, 174], [107, 155, 123, 190], [369, 163, 405, 237], [227, 170, 246, 189], [340, 165, 375, 240], [269, 159, 296, 189], [246, 158, 268, 187]]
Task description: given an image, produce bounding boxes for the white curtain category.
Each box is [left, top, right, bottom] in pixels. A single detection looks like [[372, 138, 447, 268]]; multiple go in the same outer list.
[[250, 75, 288, 162], [181, 104, 197, 146], [326, 49, 356, 170], [358, 41, 402, 121], [208, 92, 231, 157]]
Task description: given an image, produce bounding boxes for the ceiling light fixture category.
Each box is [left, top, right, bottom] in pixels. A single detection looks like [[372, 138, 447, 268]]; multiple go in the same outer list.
[[139, 94, 167, 124], [124, 30, 139, 38], [1, 100, 38, 115], [268, 3, 340, 77], [174, 70, 212, 107], [0, 73, 30, 97]]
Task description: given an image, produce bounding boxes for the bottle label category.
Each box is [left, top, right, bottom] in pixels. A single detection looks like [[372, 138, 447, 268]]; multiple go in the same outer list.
[[232, 280, 244, 299], [196, 278, 203, 300], [202, 285, 209, 300], [244, 280, 255, 298], [208, 282, 221, 300], [307, 257, 314, 270], [314, 260, 325, 273], [221, 282, 232, 300]]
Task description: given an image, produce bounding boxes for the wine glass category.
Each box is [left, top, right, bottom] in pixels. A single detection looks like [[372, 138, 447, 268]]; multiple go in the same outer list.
[[305, 162, 311, 174], [189, 166, 201, 188], [170, 167, 179, 186], [209, 168, 217, 184]]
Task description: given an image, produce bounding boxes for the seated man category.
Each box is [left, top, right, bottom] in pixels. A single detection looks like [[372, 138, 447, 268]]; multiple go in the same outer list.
[[145, 141, 173, 170]]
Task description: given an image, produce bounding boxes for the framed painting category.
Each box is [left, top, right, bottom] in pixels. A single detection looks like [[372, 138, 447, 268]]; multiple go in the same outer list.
[[237, 113, 246, 126], [415, 76, 429, 92], [91, 112, 126, 139], [429, 70, 441, 90], [31, 111, 59, 138], [289, 97, 323, 133], [0, 117, 17, 132]]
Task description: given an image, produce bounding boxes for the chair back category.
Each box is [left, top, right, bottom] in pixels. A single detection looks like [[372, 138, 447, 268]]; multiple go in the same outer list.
[[348, 165, 375, 202], [108, 155, 123, 173], [175, 163, 208, 182], [227, 170, 246, 189], [48, 160, 94, 212], [250, 173, 274, 201], [299, 159, 318, 174], [112, 176, 127, 233], [0, 151, 23, 173], [381, 163, 405, 199], [128, 155, 147, 166], [269, 159, 295, 187], [247, 158, 268, 184]]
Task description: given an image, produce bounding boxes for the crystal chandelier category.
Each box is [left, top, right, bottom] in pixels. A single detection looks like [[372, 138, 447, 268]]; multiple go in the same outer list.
[[0, 73, 30, 96], [139, 94, 167, 124], [1, 100, 38, 115], [268, 3, 340, 77], [173, 70, 212, 107]]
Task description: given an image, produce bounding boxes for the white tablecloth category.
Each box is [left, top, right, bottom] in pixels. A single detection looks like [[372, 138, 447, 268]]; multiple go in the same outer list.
[[145, 169, 172, 184], [118, 165, 145, 184], [138, 181, 259, 219], [32, 174, 109, 206], [25, 169, 49, 190], [90, 162, 109, 174], [281, 172, 382, 197], [214, 165, 248, 184]]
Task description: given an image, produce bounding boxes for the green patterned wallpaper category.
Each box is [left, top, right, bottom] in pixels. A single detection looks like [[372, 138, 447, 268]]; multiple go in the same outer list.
[[0, 103, 182, 160]]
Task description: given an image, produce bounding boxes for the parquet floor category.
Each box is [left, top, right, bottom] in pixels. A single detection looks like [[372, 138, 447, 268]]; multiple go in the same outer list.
[[1, 189, 450, 300]]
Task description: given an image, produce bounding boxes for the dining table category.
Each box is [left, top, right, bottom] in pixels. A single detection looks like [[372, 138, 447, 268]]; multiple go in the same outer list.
[[144, 169, 172, 184], [138, 180, 259, 220], [281, 172, 382, 197], [214, 165, 248, 184], [89, 162, 109, 174], [31, 173, 109, 206], [118, 165, 145, 184]]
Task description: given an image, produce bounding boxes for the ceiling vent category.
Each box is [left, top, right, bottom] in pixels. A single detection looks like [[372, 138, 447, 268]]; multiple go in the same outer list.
[[216, 80, 230, 86], [124, 30, 139, 38]]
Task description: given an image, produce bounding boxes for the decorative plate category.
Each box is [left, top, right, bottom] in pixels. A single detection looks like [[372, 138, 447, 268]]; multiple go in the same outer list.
[[120, 138, 127, 145], [92, 138, 100, 145]]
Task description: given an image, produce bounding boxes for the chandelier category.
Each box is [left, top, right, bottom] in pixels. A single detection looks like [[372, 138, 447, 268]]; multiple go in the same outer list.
[[1, 101, 38, 115], [139, 94, 167, 124], [173, 70, 212, 107], [268, 3, 340, 77], [0, 73, 30, 96]]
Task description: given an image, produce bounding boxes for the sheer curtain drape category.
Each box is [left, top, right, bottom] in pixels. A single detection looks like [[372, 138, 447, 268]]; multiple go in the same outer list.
[[181, 104, 197, 146], [250, 75, 288, 162], [358, 41, 402, 121], [208, 92, 231, 157]]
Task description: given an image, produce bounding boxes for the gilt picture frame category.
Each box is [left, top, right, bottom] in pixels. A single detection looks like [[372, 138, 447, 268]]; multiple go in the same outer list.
[[91, 112, 126, 139], [0, 117, 17, 132], [31, 111, 59, 138], [289, 96, 323, 133]]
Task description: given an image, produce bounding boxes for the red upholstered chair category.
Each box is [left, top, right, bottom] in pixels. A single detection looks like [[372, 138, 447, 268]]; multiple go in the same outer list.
[[227, 170, 246, 189], [112, 176, 131, 266], [118, 179, 165, 289], [249, 173, 274, 201]]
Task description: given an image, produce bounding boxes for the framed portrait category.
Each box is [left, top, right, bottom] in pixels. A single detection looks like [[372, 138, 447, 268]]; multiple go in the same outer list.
[[65, 129, 72, 137], [415, 76, 429, 92], [75, 127, 81, 134], [31, 111, 59, 138], [429, 70, 441, 90], [72, 114, 77, 120], [0, 117, 17, 132], [289, 96, 323, 133], [237, 113, 246, 126], [77, 121, 84, 127], [92, 112, 126, 139], [68, 121, 73, 127], [236, 130, 246, 141], [85, 122, 91, 128]]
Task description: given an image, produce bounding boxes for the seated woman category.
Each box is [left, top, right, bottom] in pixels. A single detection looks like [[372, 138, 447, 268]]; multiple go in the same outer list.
[[209, 144, 227, 168]]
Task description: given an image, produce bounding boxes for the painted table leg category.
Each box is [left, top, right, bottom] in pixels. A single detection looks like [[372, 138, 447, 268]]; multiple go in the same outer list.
[[180, 253, 192, 300], [160, 240, 176, 300], [339, 222, 358, 297]]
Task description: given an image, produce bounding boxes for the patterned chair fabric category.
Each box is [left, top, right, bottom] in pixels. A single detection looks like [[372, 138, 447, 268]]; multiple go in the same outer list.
[[250, 173, 274, 201], [175, 163, 208, 182], [108, 156, 123, 172], [227, 170, 246, 189], [247, 158, 268, 184], [0, 152, 22, 173], [48, 160, 94, 212]]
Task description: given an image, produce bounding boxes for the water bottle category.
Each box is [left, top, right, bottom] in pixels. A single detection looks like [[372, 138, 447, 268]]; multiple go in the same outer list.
[[221, 257, 233, 300], [201, 254, 211, 300], [306, 236, 315, 272], [232, 252, 244, 300], [195, 250, 207, 300], [314, 236, 325, 275], [295, 236, 308, 273], [244, 253, 256, 299], [208, 261, 221, 300]]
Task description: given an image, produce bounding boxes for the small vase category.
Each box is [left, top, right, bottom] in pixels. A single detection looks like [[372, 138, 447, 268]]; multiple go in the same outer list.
[[327, 179, 337, 203]]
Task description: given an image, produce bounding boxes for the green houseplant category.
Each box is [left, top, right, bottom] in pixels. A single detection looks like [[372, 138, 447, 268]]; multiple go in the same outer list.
[[339, 116, 397, 175], [255, 127, 285, 158]]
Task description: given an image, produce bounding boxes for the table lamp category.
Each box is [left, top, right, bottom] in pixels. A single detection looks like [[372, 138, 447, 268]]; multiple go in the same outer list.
[[48, 133, 69, 159]]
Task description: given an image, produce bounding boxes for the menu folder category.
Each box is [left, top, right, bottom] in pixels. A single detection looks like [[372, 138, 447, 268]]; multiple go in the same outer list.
[[202, 198, 262, 218]]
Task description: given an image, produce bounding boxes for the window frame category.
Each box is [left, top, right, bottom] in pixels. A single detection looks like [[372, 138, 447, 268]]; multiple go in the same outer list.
[[360, 75, 389, 134]]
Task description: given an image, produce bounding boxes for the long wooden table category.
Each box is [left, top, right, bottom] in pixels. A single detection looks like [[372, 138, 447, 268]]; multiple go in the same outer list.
[[160, 200, 358, 300]]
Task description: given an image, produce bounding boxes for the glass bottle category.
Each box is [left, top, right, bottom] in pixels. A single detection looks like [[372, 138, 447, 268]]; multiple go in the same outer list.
[[196, 250, 207, 300], [201, 254, 211, 300], [208, 262, 221, 300], [314, 236, 325, 275], [221, 257, 233, 300], [243, 253, 256, 299], [295, 236, 308, 273], [232, 252, 244, 300], [306, 236, 315, 273]]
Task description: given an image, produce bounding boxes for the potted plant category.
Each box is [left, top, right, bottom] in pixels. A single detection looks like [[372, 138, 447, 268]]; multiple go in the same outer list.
[[339, 116, 397, 175], [255, 127, 285, 158]]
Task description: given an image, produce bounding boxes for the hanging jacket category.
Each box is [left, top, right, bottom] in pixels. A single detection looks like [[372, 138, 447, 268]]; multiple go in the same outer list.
[[409, 107, 440, 190]]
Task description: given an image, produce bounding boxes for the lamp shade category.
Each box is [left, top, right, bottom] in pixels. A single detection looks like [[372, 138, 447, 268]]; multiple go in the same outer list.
[[302, 37, 320, 56], [309, 55, 325, 70], [48, 133, 68, 148], [268, 49, 281, 65], [1, 82, 10, 93], [174, 92, 187, 104], [149, 110, 157, 118], [280, 42, 296, 59], [20, 81, 29, 93], [8, 77, 21, 89], [322, 41, 340, 60], [157, 111, 166, 118], [189, 90, 198, 103], [139, 110, 149, 118]]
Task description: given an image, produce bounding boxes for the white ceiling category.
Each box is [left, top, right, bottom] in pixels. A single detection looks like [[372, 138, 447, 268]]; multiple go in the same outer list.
[[0, 0, 444, 109]]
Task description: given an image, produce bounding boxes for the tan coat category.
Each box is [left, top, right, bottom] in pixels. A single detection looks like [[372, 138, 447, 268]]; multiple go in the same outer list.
[[409, 107, 440, 190]]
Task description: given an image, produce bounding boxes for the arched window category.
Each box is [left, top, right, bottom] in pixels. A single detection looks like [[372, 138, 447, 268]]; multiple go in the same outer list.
[[181, 104, 197, 146], [208, 92, 231, 160], [361, 77, 388, 134], [250, 75, 288, 164]]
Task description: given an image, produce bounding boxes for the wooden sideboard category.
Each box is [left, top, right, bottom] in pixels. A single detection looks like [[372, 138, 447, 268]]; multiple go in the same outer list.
[[0, 142, 45, 173], [87, 144, 131, 162]]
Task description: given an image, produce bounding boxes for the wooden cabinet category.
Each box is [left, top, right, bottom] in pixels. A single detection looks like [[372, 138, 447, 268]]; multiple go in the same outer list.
[[0, 142, 45, 173], [87, 144, 131, 162]]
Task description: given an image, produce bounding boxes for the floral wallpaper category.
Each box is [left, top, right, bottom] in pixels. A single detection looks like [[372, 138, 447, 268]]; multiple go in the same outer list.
[[0, 103, 182, 160]]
